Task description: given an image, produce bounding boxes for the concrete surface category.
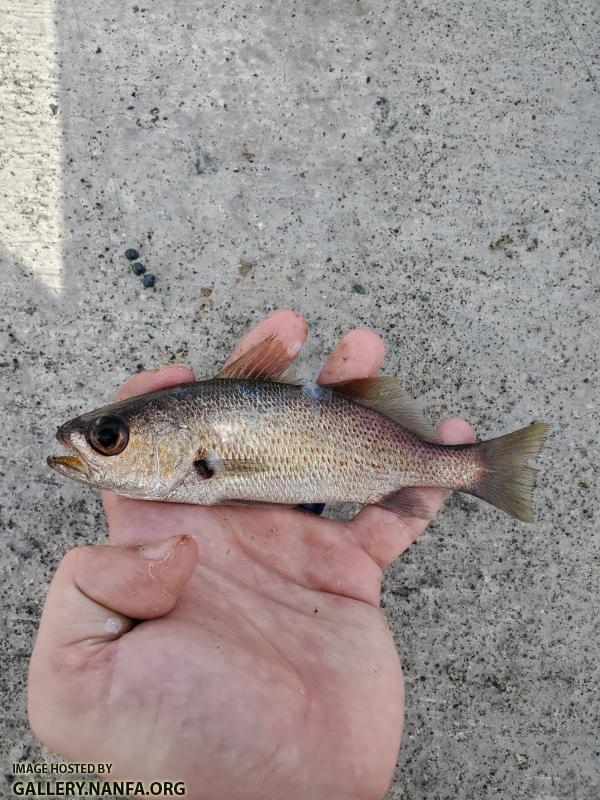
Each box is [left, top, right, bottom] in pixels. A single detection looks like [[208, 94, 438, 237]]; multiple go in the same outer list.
[[1, 0, 599, 797]]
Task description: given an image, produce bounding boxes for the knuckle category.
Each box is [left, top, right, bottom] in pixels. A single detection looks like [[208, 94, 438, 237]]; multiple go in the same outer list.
[[58, 545, 93, 575]]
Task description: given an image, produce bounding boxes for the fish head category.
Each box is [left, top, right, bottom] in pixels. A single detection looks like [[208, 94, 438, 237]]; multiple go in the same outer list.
[[47, 392, 200, 498]]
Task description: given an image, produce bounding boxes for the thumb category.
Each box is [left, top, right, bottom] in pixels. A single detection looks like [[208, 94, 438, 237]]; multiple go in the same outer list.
[[28, 534, 197, 755], [30, 534, 197, 654]]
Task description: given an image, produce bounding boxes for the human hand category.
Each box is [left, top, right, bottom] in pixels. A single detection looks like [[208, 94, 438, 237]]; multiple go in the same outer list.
[[28, 310, 474, 800]]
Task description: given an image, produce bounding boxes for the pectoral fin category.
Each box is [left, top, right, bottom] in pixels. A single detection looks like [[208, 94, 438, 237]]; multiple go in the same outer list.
[[194, 452, 268, 478]]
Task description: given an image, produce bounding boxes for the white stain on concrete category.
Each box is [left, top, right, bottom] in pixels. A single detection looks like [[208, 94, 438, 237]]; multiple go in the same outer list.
[[0, 1, 63, 293]]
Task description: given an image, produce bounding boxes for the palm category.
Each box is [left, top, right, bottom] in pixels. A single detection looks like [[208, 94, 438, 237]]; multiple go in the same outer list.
[[103, 497, 403, 799]]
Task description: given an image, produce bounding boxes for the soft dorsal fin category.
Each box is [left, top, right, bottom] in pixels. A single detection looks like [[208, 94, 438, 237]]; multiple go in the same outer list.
[[325, 376, 438, 442], [216, 336, 292, 380]]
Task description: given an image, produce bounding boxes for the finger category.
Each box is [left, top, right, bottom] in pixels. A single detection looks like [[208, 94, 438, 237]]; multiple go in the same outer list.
[[350, 418, 476, 567], [116, 364, 195, 402], [223, 309, 308, 368], [31, 535, 197, 654], [317, 328, 385, 384]]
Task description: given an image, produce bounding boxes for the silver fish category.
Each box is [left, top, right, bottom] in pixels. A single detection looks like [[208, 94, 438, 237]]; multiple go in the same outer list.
[[48, 337, 547, 521]]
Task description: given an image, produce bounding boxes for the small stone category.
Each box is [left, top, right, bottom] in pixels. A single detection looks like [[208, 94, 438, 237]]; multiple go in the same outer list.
[[352, 283, 366, 295], [125, 248, 139, 260], [131, 262, 146, 275], [142, 273, 156, 288]]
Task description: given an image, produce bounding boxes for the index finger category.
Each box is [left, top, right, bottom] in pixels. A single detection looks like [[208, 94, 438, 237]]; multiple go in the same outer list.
[[317, 328, 385, 384], [223, 309, 308, 368]]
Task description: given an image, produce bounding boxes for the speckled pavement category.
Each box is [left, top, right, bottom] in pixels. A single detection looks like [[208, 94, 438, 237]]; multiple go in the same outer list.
[[1, 1, 598, 797]]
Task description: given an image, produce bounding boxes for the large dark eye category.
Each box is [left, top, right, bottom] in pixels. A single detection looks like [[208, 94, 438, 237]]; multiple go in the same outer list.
[[86, 416, 129, 456]]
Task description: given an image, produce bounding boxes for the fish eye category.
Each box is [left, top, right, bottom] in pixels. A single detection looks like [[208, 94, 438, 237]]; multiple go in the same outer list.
[[86, 416, 129, 456]]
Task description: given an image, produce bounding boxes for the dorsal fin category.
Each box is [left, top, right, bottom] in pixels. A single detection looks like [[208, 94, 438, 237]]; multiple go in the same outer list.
[[216, 335, 292, 380], [325, 376, 437, 442]]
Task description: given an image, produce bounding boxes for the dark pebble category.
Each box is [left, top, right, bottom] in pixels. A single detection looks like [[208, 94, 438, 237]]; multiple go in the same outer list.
[[142, 273, 156, 288], [352, 283, 367, 295], [132, 262, 146, 275], [125, 248, 139, 260], [297, 503, 325, 516]]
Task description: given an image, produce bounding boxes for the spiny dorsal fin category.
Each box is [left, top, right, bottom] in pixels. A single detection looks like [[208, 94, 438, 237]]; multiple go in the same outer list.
[[325, 376, 438, 442], [216, 335, 293, 381]]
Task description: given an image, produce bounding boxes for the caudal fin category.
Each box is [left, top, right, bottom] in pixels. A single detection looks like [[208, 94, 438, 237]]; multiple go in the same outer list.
[[467, 421, 548, 522]]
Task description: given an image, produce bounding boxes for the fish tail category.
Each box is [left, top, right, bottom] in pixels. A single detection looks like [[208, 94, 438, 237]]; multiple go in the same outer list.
[[466, 421, 548, 522]]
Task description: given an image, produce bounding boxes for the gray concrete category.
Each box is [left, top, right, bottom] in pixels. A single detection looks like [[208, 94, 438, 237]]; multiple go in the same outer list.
[[1, 0, 598, 797]]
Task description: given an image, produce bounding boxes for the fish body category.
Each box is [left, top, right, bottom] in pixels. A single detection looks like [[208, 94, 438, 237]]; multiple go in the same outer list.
[[48, 338, 547, 521]]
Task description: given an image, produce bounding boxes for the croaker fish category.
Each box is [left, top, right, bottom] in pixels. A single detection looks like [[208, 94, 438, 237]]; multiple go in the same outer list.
[[48, 337, 547, 522]]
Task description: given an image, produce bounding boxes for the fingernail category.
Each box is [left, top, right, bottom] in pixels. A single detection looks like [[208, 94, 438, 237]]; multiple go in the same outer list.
[[147, 364, 190, 373], [139, 535, 185, 560], [104, 617, 124, 634]]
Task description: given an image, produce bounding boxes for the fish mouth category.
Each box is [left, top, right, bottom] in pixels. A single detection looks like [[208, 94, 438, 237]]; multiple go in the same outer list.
[[47, 454, 89, 477], [47, 432, 93, 484]]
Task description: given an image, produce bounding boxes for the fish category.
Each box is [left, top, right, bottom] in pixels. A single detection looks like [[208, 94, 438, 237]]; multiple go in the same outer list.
[[47, 336, 547, 522]]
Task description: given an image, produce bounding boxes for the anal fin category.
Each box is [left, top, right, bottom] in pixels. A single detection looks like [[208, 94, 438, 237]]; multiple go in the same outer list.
[[374, 487, 436, 520]]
